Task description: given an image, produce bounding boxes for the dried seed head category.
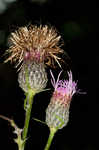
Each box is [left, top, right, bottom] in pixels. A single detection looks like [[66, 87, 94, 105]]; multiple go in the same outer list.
[[5, 25, 64, 69], [18, 60, 48, 93]]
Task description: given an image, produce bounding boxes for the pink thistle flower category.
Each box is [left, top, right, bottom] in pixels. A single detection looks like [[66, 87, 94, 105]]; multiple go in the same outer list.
[[46, 70, 77, 130], [50, 70, 77, 106]]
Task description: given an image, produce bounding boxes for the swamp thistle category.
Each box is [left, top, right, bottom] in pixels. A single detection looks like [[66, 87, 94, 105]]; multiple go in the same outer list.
[[5, 25, 64, 93], [3, 24, 64, 150], [45, 70, 77, 150]]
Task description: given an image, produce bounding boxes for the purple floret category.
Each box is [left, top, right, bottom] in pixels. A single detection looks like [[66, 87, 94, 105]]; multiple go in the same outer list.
[[50, 70, 77, 98]]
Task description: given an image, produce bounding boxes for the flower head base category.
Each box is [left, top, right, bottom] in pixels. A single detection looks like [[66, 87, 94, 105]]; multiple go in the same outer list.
[[50, 70, 77, 106], [46, 70, 77, 130], [18, 61, 48, 93], [5, 25, 63, 69]]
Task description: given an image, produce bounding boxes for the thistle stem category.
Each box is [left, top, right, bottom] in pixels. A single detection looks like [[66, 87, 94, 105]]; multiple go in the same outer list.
[[22, 90, 35, 150], [44, 127, 57, 150]]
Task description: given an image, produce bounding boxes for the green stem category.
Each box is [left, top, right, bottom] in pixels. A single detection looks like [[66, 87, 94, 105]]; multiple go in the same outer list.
[[22, 90, 35, 150], [17, 134, 23, 150], [44, 128, 57, 150]]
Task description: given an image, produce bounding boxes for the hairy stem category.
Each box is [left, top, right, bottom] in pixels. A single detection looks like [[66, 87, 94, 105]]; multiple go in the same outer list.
[[22, 90, 35, 150], [44, 127, 57, 150]]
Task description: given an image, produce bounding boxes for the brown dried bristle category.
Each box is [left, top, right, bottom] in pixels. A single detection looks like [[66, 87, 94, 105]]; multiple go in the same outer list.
[[5, 25, 64, 69]]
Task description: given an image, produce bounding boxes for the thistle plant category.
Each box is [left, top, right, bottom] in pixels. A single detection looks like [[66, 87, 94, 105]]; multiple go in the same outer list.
[[1, 24, 64, 150], [44, 70, 77, 150], [0, 22, 85, 150]]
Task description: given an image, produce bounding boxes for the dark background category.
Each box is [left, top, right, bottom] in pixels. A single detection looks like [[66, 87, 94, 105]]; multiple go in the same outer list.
[[0, 0, 98, 150]]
